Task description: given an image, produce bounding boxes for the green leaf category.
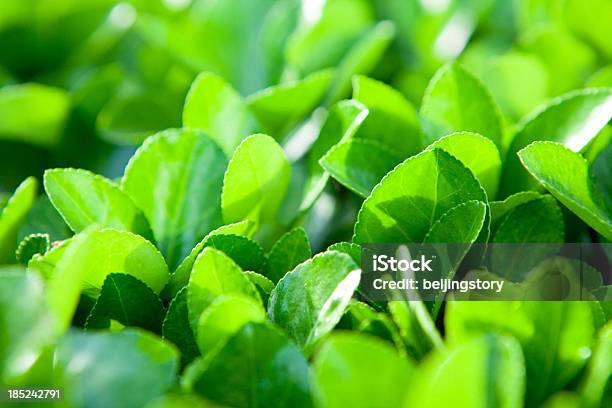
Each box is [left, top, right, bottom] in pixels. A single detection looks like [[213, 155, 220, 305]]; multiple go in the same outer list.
[[388, 300, 443, 359], [501, 89, 612, 196], [446, 301, 595, 406], [336, 301, 403, 350], [29, 229, 169, 331], [422, 200, 488, 316], [352, 75, 421, 157], [490, 191, 543, 231], [314, 333, 413, 408], [353, 149, 487, 244], [0, 83, 70, 147], [587, 65, 612, 88], [286, 0, 374, 76], [187, 248, 260, 330], [0, 177, 37, 264], [184, 322, 314, 408], [420, 62, 503, 150], [162, 287, 200, 367], [204, 234, 265, 272], [0, 268, 55, 384], [15, 233, 49, 264], [518, 142, 612, 240], [44, 168, 152, 238], [490, 196, 564, 280], [327, 20, 396, 103], [122, 128, 227, 269], [222, 134, 290, 224], [183, 72, 256, 156], [591, 143, 612, 207], [263, 227, 311, 282], [86, 273, 165, 334], [320, 139, 403, 197], [246, 69, 334, 137], [404, 335, 525, 408], [268, 251, 360, 348], [17, 195, 71, 242], [579, 322, 612, 408], [327, 242, 361, 264], [195, 295, 266, 355], [55, 330, 178, 408], [97, 90, 182, 145], [427, 132, 502, 198], [164, 221, 256, 300], [301, 100, 368, 210]]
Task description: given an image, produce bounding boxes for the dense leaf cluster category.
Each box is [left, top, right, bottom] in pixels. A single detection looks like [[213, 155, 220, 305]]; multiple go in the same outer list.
[[0, 1, 610, 407]]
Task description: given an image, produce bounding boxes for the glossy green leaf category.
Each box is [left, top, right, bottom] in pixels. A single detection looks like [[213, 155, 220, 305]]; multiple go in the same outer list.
[[0, 268, 55, 384], [122, 129, 227, 269], [446, 301, 595, 406], [15, 233, 49, 264], [204, 234, 265, 272], [352, 75, 421, 157], [327, 241, 361, 264], [354, 149, 487, 244], [264, 227, 311, 282], [162, 287, 200, 366], [404, 335, 525, 408], [591, 143, 612, 207], [55, 330, 178, 408], [86, 273, 165, 333], [518, 142, 612, 240], [29, 229, 169, 331], [246, 69, 334, 137], [184, 323, 313, 408], [268, 251, 360, 348], [195, 295, 265, 355], [0, 83, 69, 147], [222, 134, 290, 224], [183, 72, 256, 156], [320, 139, 403, 197], [314, 332, 414, 408], [427, 132, 502, 198], [0, 177, 37, 264], [164, 221, 256, 299], [501, 89, 612, 196], [44, 168, 152, 238], [301, 100, 369, 210], [420, 63, 503, 150], [186, 248, 260, 330]]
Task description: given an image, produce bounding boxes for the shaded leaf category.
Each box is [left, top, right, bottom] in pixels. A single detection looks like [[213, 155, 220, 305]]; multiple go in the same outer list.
[[264, 227, 311, 282], [184, 323, 313, 408], [86, 273, 165, 334], [15, 233, 49, 264]]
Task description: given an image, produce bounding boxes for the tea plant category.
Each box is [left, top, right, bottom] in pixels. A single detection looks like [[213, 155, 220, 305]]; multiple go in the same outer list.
[[0, 0, 610, 407]]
